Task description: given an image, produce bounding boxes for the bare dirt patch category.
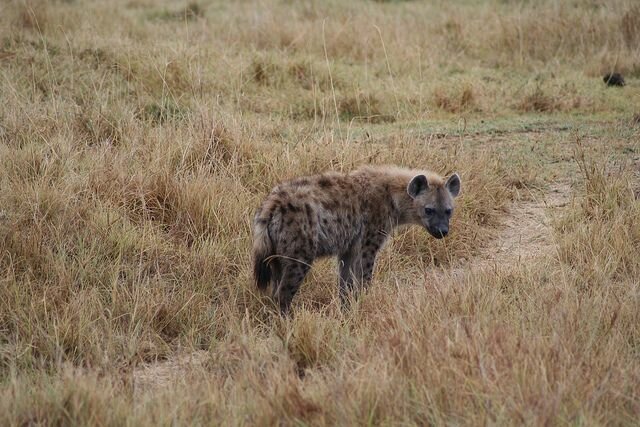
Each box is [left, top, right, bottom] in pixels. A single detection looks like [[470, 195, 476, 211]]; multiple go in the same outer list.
[[483, 182, 571, 265], [427, 181, 572, 282], [133, 351, 209, 396]]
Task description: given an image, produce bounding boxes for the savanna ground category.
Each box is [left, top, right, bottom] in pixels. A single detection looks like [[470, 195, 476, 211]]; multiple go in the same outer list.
[[1, 0, 639, 425]]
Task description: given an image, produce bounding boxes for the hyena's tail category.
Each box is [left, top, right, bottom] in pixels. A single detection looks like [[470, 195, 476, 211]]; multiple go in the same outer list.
[[252, 215, 274, 291]]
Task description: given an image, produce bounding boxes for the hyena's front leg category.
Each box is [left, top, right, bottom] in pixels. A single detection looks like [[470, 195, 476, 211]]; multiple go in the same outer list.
[[360, 253, 376, 284], [338, 239, 364, 306], [359, 232, 387, 285]]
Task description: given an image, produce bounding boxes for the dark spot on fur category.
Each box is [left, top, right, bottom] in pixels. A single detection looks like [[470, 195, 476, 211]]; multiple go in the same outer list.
[[318, 177, 333, 188], [324, 199, 341, 211], [287, 202, 301, 213], [337, 182, 349, 191]]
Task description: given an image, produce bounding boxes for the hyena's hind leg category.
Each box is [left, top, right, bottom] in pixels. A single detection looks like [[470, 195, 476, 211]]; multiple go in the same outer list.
[[274, 258, 311, 314], [267, 257, 282, 293]]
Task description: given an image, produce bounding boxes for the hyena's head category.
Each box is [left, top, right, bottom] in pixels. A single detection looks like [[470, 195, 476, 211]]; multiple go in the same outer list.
[[407, 173, 461, 239]]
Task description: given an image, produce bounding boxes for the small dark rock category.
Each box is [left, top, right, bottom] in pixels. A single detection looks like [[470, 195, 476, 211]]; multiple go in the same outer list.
[[603, 73, 625, 87]]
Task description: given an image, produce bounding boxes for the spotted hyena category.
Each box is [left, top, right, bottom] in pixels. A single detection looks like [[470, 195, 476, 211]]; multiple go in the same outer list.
[[252, 165, 461, 313]]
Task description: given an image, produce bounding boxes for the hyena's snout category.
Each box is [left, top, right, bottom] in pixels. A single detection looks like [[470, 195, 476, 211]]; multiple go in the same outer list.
[[430, 226, 448, 239], [424, 215, 451, 239], [427, 224, 448, 239]]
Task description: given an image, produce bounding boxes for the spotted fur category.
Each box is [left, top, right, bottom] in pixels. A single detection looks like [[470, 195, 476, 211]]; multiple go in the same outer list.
[[252, 165, 461, 313]]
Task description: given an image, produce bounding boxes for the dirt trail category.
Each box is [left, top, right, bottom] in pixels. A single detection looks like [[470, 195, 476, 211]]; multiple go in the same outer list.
[[480, 182, 570, 266], [429, 181, 571, 283], [132, 182, 572, 394]]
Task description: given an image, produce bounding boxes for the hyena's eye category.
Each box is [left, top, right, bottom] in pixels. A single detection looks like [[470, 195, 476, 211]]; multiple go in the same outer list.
[[424, 207, 435, 216], [445, 208, 453, 216]]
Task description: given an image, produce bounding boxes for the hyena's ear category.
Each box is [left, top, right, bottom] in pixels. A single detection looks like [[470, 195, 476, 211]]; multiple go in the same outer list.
[[407, 174, 428, 199], [446, 173, 461, 197]]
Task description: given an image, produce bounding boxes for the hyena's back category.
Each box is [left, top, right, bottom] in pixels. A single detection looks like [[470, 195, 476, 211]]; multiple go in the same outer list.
[[252, 172, 364, 291]]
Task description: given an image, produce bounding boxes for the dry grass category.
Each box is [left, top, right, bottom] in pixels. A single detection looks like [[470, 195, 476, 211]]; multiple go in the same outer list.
[[1, 0, 639, 425]]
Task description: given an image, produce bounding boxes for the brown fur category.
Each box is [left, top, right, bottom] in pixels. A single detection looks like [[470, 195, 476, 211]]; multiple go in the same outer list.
[[252, 165, 461, 313]]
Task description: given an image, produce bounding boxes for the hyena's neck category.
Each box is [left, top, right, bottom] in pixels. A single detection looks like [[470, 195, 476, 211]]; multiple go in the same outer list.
[[390, 187, 419, 226], [372, 169, 422, 227]]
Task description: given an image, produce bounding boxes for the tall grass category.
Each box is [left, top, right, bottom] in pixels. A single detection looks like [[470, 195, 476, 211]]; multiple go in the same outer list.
[[1, 0, 639, 424]]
